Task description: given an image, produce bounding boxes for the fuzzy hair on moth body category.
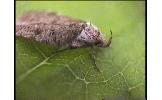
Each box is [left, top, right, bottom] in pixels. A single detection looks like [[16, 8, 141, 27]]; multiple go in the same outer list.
[[16, 11, 112, 71], [16, 11, 112, 48]]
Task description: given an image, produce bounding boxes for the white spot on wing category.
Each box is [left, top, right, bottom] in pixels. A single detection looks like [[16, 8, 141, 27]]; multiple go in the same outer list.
[[77, 29, 89, 40]]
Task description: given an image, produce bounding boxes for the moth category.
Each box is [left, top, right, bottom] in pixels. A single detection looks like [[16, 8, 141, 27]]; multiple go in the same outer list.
[[16, 11, 112, 71]]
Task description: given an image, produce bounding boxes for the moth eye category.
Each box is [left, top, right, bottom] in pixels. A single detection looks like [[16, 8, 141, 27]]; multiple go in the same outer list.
[[81, 36, 85, 40]]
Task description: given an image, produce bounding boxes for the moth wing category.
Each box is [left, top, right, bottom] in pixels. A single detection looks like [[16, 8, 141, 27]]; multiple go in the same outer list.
[[16, 11, 57, 25], [17, 11, 86, 25], [16, 23, 85, 47]]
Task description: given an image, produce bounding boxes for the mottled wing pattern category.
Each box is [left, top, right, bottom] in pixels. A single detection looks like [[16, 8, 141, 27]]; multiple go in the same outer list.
[[16, 11, 57, 25], [16, 23, 85, 46], [17, 11, 86, 25], [16, 11, 88, 47]]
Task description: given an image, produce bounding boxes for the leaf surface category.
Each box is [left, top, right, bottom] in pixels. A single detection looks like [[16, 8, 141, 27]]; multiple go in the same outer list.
[[16, 1, 145, 100]]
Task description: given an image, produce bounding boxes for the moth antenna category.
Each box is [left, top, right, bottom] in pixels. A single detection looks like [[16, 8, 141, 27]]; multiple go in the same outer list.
[[109, 29, 112, 46], [90, 46, 100, 72], [110, 29, 112, 39], [104, 29, 112, 47]]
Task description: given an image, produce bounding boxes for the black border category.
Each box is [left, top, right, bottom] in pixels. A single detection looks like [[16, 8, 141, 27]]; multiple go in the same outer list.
[[14, 0, 16, 100], [14, 0, 147, 100], [15, 0, 147, 1], [145, 0, 147, 100]]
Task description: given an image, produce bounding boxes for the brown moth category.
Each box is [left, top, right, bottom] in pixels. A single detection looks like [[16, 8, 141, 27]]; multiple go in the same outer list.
[[16, 11, 112, 71], [16, 11, 112, 48]]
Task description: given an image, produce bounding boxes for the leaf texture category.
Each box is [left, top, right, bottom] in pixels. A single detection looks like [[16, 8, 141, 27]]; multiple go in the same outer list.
[[16, 1, 145, 100]]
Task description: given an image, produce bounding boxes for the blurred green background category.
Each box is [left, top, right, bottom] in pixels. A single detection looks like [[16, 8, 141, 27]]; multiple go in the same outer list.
[[16, 1, 145, 100]]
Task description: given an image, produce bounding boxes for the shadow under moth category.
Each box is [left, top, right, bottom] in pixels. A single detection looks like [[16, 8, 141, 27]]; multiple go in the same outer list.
[[16, 11, 112, 71]]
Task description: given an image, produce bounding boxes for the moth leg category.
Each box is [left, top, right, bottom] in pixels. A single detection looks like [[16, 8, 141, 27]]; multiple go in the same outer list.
[[71, 40, 85, 48], [90, 46, 100, 72], [107, 29, 112, 47], [51, 46, 71, 55]]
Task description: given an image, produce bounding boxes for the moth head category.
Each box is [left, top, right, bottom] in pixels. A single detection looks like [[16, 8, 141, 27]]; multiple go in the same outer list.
[[72, 22, 111, 48]]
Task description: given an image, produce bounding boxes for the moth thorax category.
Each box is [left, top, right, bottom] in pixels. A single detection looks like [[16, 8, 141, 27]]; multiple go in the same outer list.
[[76, 22, 104, 44]]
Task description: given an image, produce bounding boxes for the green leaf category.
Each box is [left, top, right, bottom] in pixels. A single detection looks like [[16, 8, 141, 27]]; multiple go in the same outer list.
[[16, 1, 145, 100]]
